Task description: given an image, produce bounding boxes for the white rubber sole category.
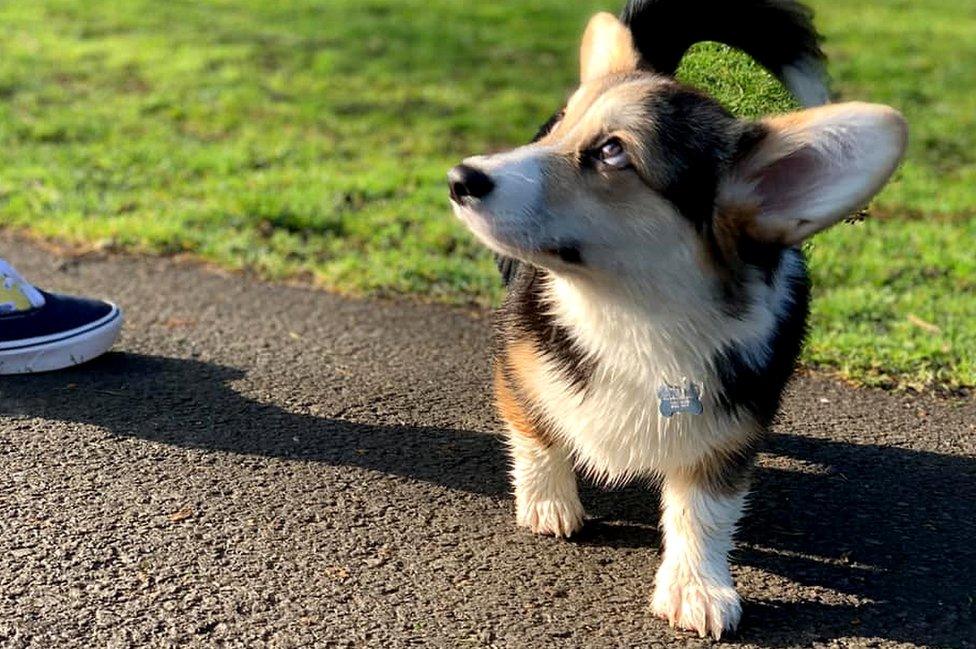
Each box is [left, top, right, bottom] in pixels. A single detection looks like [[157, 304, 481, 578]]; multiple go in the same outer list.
[[0, 305, 123, 375]]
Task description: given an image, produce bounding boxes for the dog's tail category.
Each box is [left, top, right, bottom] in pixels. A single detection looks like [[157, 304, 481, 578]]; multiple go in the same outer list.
[[621, 0, 828, 107]]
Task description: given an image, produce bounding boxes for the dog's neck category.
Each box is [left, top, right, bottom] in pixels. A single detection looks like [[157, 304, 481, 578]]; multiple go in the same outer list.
[[540, 257, 797, 377]]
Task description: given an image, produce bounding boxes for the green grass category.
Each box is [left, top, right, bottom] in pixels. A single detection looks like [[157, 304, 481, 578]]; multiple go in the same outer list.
[[0, 0, 973, 390]]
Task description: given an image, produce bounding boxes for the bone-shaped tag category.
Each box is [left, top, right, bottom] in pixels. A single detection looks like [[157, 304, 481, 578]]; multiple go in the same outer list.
[[657, 380, 704, 417]]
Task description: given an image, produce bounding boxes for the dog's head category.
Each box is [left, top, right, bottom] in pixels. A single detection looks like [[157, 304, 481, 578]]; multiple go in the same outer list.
[[448, 10, 907, 294]]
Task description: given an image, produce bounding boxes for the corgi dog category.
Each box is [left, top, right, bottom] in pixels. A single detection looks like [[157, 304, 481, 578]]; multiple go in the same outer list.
[[448, 0, 907, 639]]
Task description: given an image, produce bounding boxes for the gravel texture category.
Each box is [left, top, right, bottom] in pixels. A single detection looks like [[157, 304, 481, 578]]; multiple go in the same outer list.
[[1, 236, 973, 648]]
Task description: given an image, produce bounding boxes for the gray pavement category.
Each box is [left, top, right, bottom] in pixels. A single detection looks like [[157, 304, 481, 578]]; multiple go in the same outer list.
[[1, 235, 974, 648]]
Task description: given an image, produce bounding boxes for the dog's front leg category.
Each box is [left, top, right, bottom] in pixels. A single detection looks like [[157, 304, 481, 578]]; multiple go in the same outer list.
[[495, 363, 584, 538], [507, 426, 584, 538], [651, 462, 749, 639]]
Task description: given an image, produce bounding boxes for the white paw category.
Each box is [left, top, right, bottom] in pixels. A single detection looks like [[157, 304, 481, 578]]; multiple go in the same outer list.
[[651, 562, 741, 640], [515, 494, 585, 538]]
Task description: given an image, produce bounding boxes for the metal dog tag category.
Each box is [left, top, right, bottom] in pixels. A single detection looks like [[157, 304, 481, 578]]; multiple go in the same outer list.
[[657, 380, 704, 417]]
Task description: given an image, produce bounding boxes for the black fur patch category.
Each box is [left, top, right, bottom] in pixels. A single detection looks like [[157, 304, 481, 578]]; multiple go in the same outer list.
[[712, 249, 811, 426], [698, 442, 758, 496], [549, 245, 583, 265], [642, 83, 737, 231], [532, 108, 565, 142], [494, 264, 595, 392], [495, 255, 520, 286], [637, 83, 791, 314]]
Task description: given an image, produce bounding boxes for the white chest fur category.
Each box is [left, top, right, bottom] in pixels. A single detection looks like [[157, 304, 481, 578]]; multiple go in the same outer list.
[[523, 254, 801, 484]]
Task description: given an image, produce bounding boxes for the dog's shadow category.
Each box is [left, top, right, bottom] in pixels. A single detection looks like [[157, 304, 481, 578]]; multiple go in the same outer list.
[[2, 352, 973, 647]]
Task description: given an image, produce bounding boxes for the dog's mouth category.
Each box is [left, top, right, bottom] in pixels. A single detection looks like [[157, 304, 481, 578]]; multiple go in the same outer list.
[[451, 201, 584, 267]]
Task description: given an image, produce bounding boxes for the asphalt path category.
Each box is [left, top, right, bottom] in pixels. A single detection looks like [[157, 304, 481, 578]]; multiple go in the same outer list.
[[1, 235, 974, 648]]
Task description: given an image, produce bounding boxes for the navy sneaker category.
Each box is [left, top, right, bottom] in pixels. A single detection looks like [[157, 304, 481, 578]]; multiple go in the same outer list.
[[0, 259, 123, 374]]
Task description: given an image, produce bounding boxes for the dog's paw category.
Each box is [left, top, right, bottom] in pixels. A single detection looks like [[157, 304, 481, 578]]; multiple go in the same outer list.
[[651, 562, 741, 640], [515, 494, 585, 538]]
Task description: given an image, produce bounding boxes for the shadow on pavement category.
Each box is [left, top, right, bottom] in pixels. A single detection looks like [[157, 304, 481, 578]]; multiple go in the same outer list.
[[2, 352, 973, 647]]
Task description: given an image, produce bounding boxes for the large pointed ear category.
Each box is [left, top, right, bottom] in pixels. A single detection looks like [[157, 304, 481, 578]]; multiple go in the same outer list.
[[579, 12, 642, 84], [718, 102, 908, 246]]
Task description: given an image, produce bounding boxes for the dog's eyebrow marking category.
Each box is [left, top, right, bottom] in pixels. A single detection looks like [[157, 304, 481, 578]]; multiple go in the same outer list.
[[548, 77, 660, 156]]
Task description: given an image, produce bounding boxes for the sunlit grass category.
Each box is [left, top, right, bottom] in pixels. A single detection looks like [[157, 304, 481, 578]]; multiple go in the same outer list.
[[0, 0, 972, 388]]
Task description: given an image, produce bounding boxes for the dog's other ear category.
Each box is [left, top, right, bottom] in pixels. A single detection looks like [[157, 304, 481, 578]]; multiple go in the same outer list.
[[580, 12, 642, 83], [719, 102, 908, 246]]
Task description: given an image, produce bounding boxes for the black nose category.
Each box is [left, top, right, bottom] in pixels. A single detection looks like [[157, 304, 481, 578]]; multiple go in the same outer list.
[[448, 164, 494, 202]]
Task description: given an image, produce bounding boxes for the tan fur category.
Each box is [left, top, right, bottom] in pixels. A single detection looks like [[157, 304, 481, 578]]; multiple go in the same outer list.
[[540, 77, 684, 205], [579, 12, 641, 83], [705, 204, 760, 274], [493, 339, 551, 447], [546, 78, 658, 148], [496, 339, 585, 539], [758, 103, 909, 168]]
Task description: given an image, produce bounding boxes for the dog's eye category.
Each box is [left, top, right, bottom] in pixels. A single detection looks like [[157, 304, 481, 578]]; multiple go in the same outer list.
[[594, 138, 629, 169]]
